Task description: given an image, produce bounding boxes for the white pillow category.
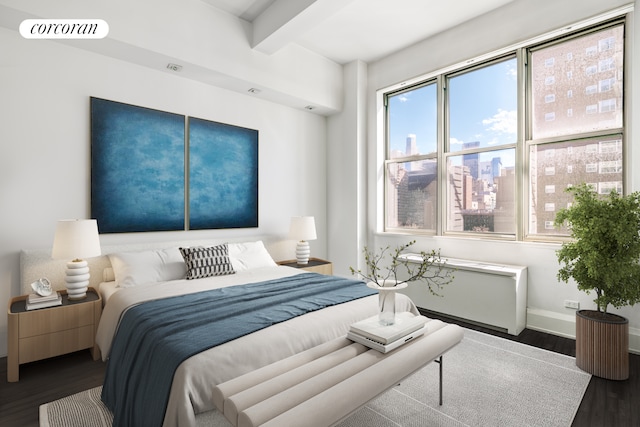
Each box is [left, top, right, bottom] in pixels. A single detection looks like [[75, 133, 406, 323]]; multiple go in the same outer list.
[[108, 247, 187, 287], [228, 241, 277, 271]]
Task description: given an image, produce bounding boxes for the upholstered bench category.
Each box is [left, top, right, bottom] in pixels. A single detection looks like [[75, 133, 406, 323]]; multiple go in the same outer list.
[[213, 319, 464, 427]]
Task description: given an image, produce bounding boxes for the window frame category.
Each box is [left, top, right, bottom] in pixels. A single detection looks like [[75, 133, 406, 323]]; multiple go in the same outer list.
[[380, 13, 628, 243], [383, 79, 440, 235], [442, 53, 520, 239], [524, 19, 625, 240]]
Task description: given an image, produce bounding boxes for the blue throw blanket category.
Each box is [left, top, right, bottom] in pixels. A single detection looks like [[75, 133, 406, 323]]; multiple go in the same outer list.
[[101, 272, 375, 427]]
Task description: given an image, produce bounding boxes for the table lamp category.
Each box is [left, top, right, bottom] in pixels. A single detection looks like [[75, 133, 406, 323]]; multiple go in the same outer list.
[[51, 219, 101, 300], [289, 216, 317, 265]]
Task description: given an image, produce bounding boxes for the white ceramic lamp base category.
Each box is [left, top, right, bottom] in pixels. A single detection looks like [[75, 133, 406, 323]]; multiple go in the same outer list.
[[296, 241, 310, 265], [65, 259, 90, 300]]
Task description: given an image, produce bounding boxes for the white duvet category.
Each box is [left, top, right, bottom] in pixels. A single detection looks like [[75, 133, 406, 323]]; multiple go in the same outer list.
[[95, 266, 419, 427]]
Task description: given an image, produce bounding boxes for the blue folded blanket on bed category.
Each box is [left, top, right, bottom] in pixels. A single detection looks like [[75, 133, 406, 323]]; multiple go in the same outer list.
[[101, 272, 376, 427]]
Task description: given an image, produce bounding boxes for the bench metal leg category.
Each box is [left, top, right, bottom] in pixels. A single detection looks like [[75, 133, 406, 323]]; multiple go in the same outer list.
[[434, 355, 443, 406]]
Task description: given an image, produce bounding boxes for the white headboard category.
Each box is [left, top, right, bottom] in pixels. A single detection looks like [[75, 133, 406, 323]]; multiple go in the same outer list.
[[20, 236, 283, 295]]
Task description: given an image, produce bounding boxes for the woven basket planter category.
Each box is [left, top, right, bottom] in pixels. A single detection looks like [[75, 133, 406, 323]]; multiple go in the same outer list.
[[576, 310, 629, 380]]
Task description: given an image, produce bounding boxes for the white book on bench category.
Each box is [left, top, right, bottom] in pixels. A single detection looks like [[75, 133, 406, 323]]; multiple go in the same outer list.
[[349, 312, 428, 344], [347, 325, 427, 353]]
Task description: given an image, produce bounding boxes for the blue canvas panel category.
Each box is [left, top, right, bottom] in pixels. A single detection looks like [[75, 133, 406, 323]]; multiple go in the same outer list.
[[188, 117, 258, 229], [91, 97, 185, 233]]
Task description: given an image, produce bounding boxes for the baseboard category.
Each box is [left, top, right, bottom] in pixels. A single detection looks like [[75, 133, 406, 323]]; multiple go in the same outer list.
[[527, 308, 640, 355]]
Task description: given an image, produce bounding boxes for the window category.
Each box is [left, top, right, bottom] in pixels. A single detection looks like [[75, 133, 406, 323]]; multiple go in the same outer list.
[[382, 18, 625, 241], [446, 57, 517, 235], [529, 23, 623, 237], [599, 58, 615, 72], [599, 78, 614, 92], [387, 83, 437, 158], [599, 37, 615, 52], [599, 98, 616, 113], [599, 181, 622, 194], [599, 160, 622, 174], [385, 82, 438, 232], [529, 134, 623, 236], [585, 163, 598, 173]]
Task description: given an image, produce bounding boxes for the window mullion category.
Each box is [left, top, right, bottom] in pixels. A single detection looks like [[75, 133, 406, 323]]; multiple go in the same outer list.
[[437, 74, 446, 236]]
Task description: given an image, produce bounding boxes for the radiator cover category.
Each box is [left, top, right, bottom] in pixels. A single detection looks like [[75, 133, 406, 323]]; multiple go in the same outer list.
[[398, 256, 527, 335]]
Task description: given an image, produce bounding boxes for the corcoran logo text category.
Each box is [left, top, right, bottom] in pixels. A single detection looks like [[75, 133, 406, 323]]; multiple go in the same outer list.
[[20, 19, 109, 39]]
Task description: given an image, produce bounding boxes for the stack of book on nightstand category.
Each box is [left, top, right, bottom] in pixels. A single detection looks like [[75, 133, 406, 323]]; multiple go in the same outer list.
[[347, 312, 428, 353], [26, 292, 62, 310]]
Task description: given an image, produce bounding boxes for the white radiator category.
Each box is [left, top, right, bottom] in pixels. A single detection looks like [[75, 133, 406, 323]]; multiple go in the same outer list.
[[398, 255, 527, 335]]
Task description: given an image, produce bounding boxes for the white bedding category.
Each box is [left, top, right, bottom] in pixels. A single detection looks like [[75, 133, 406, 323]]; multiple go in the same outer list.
[[98, 280, 119, 303], [95, 266, 419, 427]]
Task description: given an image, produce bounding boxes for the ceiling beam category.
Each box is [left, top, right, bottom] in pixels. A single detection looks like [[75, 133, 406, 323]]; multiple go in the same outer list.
[[252, 0, 355, 55]]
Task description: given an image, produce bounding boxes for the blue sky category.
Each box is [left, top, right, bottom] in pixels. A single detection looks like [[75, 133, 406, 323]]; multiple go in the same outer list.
[[388, 58, 517, 166]]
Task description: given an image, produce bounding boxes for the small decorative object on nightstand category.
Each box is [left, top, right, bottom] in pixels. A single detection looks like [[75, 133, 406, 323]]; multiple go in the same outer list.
[[30, 277, 53, 296], [51, 219, 101, 300], [278, 258, 333, 275], [288, 216, 317, 265], [7, 287, 102, 382]]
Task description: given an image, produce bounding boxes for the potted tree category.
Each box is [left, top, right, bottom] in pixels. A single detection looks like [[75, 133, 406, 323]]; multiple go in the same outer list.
[[350, 240, 454, 325], [554, 183, 640, 380]]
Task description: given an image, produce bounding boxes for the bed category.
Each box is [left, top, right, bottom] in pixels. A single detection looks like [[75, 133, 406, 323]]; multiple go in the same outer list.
[[22, 239, 418, 427]]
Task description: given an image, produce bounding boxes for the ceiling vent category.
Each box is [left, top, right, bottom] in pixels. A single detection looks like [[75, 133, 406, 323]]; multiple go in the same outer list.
[[166, 63, 182, 72]]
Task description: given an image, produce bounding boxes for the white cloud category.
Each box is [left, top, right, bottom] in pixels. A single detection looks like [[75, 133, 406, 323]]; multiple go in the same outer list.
[[449, 137, 464, 146], [482, 109, 517, 135], [399, 95, 409, 102]]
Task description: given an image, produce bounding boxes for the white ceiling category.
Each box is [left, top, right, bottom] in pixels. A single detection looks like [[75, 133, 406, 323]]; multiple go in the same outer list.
[[202, 0, 515, 64]]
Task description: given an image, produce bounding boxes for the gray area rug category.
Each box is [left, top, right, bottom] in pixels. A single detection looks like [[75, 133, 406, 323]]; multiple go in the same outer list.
[[40, 329, 591, 427]]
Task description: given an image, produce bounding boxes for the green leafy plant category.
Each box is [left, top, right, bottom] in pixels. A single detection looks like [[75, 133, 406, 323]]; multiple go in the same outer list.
[[349, 240, 454, 295], [554, 183, 640, 313]]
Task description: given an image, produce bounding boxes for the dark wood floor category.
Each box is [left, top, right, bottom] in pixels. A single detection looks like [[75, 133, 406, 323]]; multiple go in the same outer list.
[[0, 313, 638, 427]]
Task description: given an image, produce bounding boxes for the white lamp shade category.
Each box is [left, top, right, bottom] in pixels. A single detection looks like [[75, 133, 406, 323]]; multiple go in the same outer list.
[[289, 216, 317, 241], [52, 219, 102, 260]]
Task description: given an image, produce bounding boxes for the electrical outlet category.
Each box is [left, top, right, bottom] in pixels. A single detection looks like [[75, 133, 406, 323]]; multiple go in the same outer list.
[[564, 300, 580, 310]]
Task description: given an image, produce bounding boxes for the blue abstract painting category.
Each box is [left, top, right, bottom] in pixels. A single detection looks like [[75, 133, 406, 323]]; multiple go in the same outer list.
[[188, 117, 258, 229], [91, 97, 185, 233]]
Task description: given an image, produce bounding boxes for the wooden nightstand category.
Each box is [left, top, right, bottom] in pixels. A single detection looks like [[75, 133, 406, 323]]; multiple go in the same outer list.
[[277, 258, 333, 275], [7, 287, 102, 382]]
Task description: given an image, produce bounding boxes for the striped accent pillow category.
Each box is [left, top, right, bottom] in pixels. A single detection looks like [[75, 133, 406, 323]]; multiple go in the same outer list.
[[179, 244, 236, 279]]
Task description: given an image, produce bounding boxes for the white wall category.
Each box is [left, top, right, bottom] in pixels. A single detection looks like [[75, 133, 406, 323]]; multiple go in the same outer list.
[[358, 0, 640, 352], [0, 27, 328, 357]]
